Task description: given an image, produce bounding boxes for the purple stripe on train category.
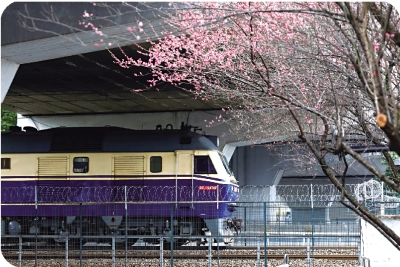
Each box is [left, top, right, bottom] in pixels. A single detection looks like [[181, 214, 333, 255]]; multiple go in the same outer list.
[[1, 179, 239, 218]]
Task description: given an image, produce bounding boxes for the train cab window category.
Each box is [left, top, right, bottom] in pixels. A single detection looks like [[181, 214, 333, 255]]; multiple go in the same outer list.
[[194, 156, 217, 174], [1, 158, 11, 169], [219, 154, 234, 175], [73, 157, 89, 173], [150, 156, 162, 173]]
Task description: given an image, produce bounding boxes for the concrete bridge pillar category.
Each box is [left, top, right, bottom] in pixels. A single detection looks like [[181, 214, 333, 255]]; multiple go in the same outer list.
[[1, 58, 19, 103]]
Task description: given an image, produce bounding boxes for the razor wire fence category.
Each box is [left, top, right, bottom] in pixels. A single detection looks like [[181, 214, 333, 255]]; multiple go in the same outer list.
[[1, 185, 238, 204], [241, 181, 400, 203], [2, 180, 399, 204]]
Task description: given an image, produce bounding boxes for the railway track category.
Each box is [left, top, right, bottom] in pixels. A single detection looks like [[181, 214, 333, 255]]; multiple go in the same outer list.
[[2, 254, 358, 261], [2, 248, 359, 261], [1, 245, 358, 251]]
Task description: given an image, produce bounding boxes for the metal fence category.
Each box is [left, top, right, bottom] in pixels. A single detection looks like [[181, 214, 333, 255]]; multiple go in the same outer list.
[[1, 182, 399, 267]]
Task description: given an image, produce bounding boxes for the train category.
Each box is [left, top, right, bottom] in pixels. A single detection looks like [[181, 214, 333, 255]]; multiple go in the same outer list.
[[1, 123, 242, 246]]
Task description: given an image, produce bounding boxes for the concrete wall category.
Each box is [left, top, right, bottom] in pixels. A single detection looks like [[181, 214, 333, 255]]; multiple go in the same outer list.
[[231, 145, 290, 186], [231, 145, 384, 187], [361, 217, 400, 267]]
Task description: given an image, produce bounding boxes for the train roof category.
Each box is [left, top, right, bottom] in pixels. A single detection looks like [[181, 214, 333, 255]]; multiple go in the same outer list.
[[1, 126, 220, 153]]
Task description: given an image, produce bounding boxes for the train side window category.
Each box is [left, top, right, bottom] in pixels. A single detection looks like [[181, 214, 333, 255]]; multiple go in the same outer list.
[[150, 156, 162, 173], [194, 156, 217, 174], [1, 158, 11, 169], [73, 157, 89, 173]]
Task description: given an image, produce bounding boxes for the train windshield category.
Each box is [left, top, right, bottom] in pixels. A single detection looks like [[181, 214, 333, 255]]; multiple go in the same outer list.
[[194, 156, 217, 174], [219, 153, 234, 176]]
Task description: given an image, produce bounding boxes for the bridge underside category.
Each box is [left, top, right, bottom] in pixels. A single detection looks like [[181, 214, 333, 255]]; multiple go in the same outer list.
[[2, 2, 230, 116], [2, 46, 230, 116]]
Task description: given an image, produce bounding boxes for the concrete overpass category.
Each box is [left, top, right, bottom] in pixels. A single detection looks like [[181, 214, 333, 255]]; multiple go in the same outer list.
[[1, 2, 386, 187], [1, 3, 222, 116]]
